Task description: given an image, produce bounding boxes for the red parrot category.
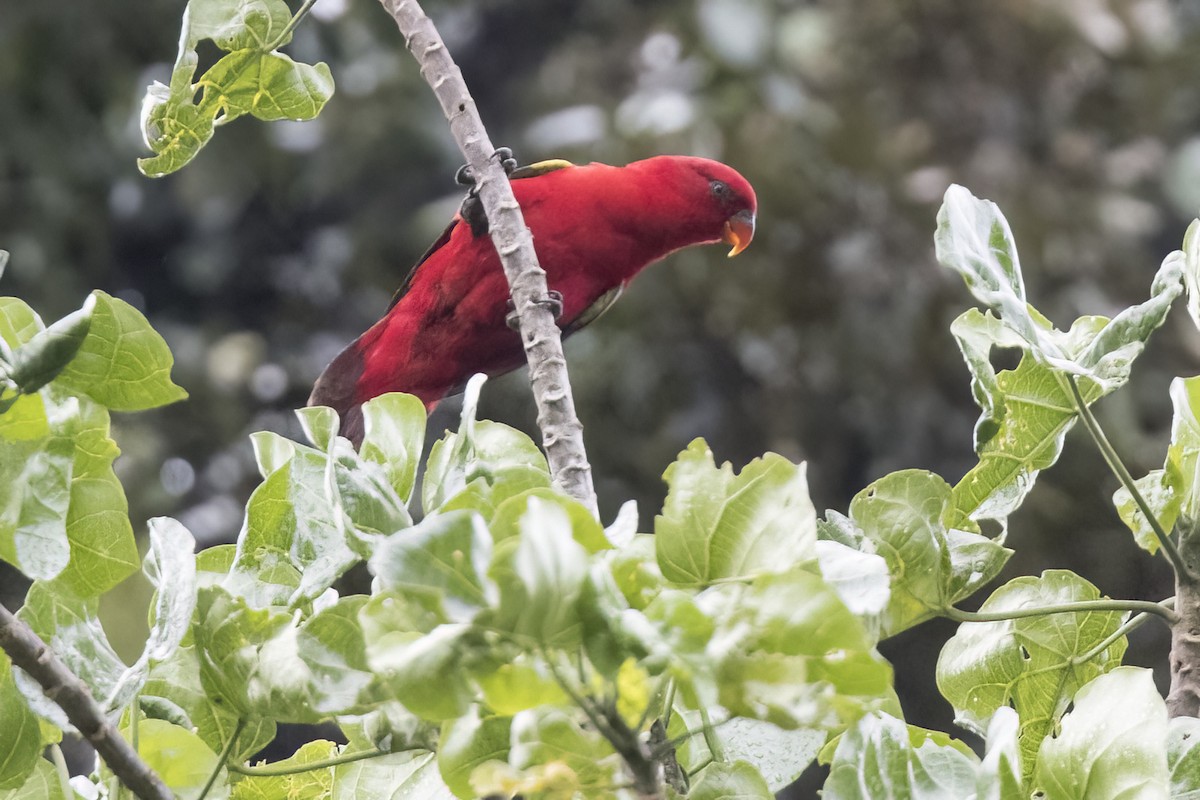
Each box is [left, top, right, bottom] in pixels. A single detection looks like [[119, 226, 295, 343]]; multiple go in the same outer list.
[[309, 155, 757, 442]]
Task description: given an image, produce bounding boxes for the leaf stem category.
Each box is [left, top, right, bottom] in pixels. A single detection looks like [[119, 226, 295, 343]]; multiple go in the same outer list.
[[946, 598, 1179, 625], [49, 744, 73, 800], [228, 746, 388, 777], [266, 0, 320, 51], [696, 704, 725, 763], [197, 718, 244, 800], [1065, 375, 1192, 579], [1070, 599, 1173, 665]]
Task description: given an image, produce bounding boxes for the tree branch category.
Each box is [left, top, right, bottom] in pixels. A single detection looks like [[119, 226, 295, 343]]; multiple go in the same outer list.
[[0, 602, 174, 800], [378, 0, 599, 516]]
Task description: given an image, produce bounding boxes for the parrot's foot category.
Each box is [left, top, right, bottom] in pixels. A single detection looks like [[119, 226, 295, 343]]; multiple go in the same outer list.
[[455, 147, 519, 187], [505, 290, 564, 331]]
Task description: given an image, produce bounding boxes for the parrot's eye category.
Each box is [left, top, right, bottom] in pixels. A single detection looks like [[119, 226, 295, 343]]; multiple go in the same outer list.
[[710, 180, 732, 199]]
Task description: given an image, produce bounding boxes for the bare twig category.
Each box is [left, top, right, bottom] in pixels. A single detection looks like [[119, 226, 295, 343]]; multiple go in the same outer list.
[[0, 603, 174, 800], [378, 0, 599, 516]]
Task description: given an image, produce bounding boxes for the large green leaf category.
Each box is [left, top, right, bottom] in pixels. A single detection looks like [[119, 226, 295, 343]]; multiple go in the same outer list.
[[0, 652, 41, 791], [422, 377, 550, 518], [1169, 716, 1200, 798], [139, 0, 333, 176], [53, 291, 186, 410], [940, 187, 1183, 524], [333, 749, 453, 799], [0, 393, 72, 581], [936, 571, 1128, 786], [368, 510, 495, 624], [655, 439, 817, 587], [2, 298, 92, 395], [358, 392, 427, 504], [0, 758, 65, 800], [230, 740, 336, 800], [703, 568, 892, 730], [134, 719, 228, 800], [193, 586, 379, 721], [487, 497, 590, 648], [846, 470, 1010, 634], [688, 760, 773, 799], [1032, 667, 1167, 799], [139, 644, 276, 764], [13, 581, 131, 728], [824, 712, 978, 800], [438, 710, 513, 800]]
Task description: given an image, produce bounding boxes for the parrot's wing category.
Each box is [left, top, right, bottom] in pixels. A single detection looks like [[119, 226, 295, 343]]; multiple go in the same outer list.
[[564, 285, 623, 336], [387, 159, 577, 311]]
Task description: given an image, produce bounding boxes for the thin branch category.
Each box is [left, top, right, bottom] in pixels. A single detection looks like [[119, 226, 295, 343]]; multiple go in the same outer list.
[[49, 744, 73, 800], [197, 718, 244, 800], [696, 703, 726, 763], [228, 747, 389, 777], [1071, 602, 1168, 666], [0, 603, 174, 800], [377, 0, 599, 516], [945, 598, 1179, 626], [266, 0, 320, 51], [1065, 375, 1192, 579]]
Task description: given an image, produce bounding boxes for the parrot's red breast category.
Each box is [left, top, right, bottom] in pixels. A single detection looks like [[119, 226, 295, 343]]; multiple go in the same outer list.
[[309, 155, 757, 442]]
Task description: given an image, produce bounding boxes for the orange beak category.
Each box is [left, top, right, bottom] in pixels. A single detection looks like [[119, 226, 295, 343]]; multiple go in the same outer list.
[[722, 209, 756, 258]]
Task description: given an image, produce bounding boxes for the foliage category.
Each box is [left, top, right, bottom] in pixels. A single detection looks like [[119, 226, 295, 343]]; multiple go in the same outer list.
[[2, 180, 1200, 799]]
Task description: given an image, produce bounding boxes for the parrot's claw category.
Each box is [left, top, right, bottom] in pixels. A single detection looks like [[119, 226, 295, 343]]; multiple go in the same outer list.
[[455, 147, 519, 188], [505, 290, 564, 331]]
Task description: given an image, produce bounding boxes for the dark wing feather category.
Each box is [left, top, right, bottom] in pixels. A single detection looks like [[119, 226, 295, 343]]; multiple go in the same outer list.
[[386, 159, 577, 312]]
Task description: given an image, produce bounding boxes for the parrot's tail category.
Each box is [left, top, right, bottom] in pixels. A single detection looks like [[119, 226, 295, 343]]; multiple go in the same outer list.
[[309, 340, 366, 445]]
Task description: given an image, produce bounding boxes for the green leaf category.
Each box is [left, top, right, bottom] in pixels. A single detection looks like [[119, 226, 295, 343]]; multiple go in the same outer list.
[[249, 430, 295, 478], [848, 470, 1010, 634], [194, 586, 379, 721], [54, 291, 187, 410], [606, 534, 664, 611], [359, 392, 427, 504], [705, 568, 893, 729], [937, 186, 1182, 389], [139, 0, 334, 176], [13, 582, 131, 728], [474, 658, 569, 716], [363, 623, 477, 721], [334, 749, 453, 799], [936, 570, 1128, 785], [135, 719, 228, 800], [1167, 376, 1200, 529], [1113, 469, 1179, 555], [487, 496, 590, 647], [438, 710, 513, 800], [197, 50, 333, 122], [368, 509, 495, 624], [0, 758, 65, 800], [1032, 667, 1167, 799], [0, 652, 41, 791], [824, 712, 978, 800], [230, 740, 336, 800], [815, 539, 889, 637], [2, 297, 93, 395], [53, 391, 140, 596], [0, 298, 44, 349], [689, 760, 773, 799], [1169, 716, 1200, 799], [233, 449, 360, 606], [935, 186, 1032, 344], [507, 707, 622, 795], [140, 644, 275, 763], [0, 393, 72, 581], [655, 439, 817, 587], [700, 718, 825, 793], [949, 313, 1096, 522], [142, 517, 198, 663], [977, 708, 1022, 800], [1185, 217, 1200, 332]]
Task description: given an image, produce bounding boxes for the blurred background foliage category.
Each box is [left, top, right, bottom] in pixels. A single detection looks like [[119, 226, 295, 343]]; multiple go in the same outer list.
[[3, 0, 1200, 794]]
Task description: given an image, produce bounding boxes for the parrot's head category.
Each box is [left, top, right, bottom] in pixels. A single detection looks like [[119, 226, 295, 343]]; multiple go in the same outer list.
[[635, 156, 757, 258]]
